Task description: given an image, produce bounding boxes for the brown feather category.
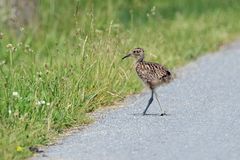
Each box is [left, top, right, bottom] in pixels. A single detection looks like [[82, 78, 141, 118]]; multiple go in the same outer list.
[[135, 61, 172, 88]]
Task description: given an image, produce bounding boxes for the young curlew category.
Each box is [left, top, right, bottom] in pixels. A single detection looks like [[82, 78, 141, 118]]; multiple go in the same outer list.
[[122, 48, 172, 116]]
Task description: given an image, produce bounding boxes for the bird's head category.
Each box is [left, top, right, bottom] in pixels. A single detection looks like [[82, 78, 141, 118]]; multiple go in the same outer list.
[[122, 48, 144, 61]]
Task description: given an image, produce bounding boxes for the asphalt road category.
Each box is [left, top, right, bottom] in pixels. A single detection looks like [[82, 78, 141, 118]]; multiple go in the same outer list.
[[33, 41, 240, 160]]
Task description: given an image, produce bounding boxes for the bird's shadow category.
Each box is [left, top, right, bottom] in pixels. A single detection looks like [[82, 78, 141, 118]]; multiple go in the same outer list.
[[131, 113, 171, 117]]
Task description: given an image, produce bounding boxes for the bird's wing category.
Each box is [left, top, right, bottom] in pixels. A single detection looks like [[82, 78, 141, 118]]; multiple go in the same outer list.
[[136, 62, 171, 83]]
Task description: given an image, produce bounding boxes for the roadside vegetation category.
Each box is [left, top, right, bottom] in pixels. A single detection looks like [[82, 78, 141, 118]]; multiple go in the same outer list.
[[0, 0, 240, 159]]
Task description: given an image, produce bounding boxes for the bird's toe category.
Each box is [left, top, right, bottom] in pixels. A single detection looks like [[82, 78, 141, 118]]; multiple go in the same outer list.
[[160, 112, 167, 116]]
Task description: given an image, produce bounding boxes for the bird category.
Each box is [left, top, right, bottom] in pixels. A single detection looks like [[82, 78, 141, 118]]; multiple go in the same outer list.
[[122, 48, 172, 116]]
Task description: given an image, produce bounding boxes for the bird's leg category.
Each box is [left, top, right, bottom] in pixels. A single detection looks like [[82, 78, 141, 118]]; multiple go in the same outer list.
[[154, 91, 167, 116], [143, 89, 154, 115]]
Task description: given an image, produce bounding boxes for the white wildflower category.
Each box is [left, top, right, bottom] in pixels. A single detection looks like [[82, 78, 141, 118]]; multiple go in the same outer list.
[[8, 108, 12, 114], [40, 100, 46, 105], [36, 100, 46, 106], [29, 48, 34, 53], [36, 101, 41, 106], [12, 91, 21, 99], [151, 6, 156, 15], [0, 32, 3, 39], [20, 27, 24, 32], [46, 102, 50, 106], [6, 43, 16, 52], [37, 71, 42, 77], [12, 91, 19, 97], [6, 44, 13, 49]]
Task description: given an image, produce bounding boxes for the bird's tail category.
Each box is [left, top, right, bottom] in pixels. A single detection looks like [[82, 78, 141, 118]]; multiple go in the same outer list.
[[163, 70, 175, 83]]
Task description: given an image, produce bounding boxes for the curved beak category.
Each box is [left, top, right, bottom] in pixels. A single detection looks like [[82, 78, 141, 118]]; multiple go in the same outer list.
[[122, 53, 131, 60]]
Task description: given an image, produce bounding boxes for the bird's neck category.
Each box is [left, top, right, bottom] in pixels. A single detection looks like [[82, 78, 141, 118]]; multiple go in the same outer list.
[[137, 55, 144, 63]]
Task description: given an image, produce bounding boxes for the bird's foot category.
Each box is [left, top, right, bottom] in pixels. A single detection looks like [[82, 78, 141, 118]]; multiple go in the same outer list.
[[160, 111, 167, 116]]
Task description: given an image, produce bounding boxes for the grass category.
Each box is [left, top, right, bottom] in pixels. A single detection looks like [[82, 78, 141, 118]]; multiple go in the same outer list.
[[0, 0, 240, 159]]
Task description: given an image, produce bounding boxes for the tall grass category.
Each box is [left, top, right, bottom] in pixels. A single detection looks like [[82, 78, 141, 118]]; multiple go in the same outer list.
[[0, 0, 240, 159]]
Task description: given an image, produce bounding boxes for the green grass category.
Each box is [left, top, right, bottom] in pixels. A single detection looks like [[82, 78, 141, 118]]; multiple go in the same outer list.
[[0, 0, 240, 159]]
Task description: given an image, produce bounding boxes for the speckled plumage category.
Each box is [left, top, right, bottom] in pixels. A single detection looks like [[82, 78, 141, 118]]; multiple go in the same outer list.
[[122, 48, 172, 115], [135, 61, 172, 89]]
